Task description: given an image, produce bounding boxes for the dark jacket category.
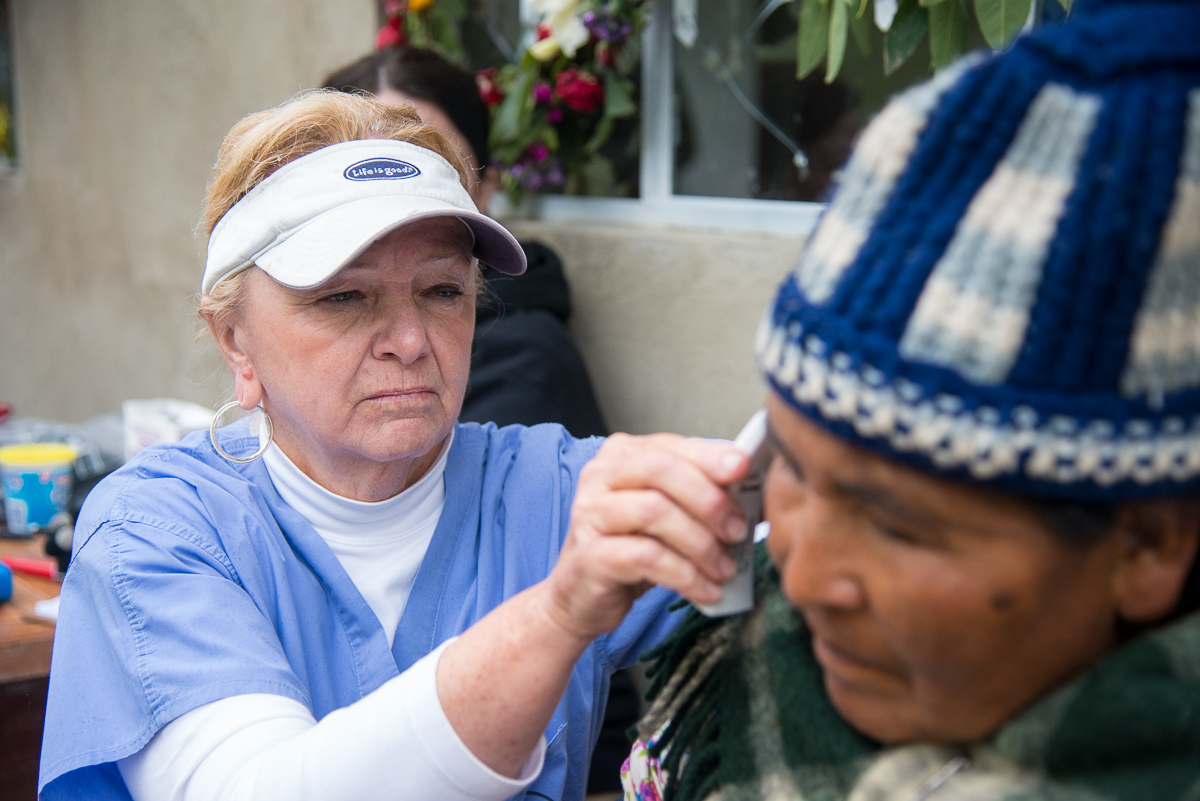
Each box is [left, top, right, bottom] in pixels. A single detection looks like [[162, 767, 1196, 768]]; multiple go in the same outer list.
[[461, 241, 608, 439]]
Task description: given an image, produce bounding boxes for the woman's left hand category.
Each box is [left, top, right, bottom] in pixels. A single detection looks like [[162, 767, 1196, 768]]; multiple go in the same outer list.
[[543, 432, 750, 642]]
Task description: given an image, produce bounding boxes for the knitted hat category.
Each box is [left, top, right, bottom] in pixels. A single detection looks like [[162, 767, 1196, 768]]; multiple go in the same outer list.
[[757, 0, 1200, 500]]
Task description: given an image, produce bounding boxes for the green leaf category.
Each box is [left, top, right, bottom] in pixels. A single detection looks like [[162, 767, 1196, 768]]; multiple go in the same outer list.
[[850, 9, 871, 56], [826, 0, 848, 82], [797, 0, 830, 79], [433, 0, 468, 20], [974, 0, 1031, 48], [584, 115, 616, 154], [928, 0, 966, 69], [919, 0, 950, 10], [490, 67, 536, 147], [884, 0, 928, 73], [580, 154, 617, 196], [1056, 0, 1072, 11], [602, 71, 636, 118]]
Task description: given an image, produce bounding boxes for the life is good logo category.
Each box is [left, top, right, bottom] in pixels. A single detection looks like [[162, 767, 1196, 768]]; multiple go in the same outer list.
[[344, 158, 421, 181]]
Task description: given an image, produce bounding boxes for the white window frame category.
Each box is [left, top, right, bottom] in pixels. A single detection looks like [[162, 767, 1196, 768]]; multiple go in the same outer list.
[[513, 0, 824, 236]]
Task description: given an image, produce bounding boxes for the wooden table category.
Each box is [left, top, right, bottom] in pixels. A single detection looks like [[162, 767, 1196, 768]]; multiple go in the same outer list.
[[0, 535, 58, 801]]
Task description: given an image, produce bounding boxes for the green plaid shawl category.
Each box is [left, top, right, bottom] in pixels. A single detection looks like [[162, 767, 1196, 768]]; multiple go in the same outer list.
[[638, 547, 1200, 801]]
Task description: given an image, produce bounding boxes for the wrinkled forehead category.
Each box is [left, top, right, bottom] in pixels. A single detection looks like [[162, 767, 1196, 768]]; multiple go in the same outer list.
[[333, 218, 478, 277]]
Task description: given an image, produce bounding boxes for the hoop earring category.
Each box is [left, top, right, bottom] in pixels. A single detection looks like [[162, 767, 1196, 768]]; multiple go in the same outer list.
[[210, 400, 274, 463]]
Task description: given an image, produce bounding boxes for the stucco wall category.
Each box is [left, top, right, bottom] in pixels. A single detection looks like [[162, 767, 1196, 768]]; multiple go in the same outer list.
[[505, 220, 802, 439], [0, 0, 803, 440], [0, 0, 377, 422]]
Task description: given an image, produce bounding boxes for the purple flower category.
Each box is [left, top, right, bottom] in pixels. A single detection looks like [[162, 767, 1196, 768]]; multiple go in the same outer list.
[[546, 107, 564, 123], [528, 142, 550, 162], [546, 161, 565, 185], [533, 82, 553, 104], [585, 11, 632, 41]]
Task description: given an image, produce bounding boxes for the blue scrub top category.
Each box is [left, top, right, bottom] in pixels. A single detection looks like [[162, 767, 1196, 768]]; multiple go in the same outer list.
[[39, 421, 682, 800]]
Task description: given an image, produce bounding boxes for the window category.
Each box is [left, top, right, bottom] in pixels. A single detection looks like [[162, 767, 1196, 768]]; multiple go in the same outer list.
[[451, 0, 1014, 232], [0, 0, 14, 172]]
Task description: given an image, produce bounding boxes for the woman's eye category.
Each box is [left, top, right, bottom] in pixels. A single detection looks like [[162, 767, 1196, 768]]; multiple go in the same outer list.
[[431, 285, 464, 299], [321, 291, 359, 303], [870, 518, 929, 546], [774, 453, 805, 484]]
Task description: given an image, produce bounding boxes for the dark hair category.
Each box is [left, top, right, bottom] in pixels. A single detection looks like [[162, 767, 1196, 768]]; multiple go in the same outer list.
[[1029, 496, 1200, 621], [323, 47, 491, 171]]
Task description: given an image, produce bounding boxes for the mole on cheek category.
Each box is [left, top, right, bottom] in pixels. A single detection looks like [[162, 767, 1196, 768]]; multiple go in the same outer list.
[[991, 592, 1016, 611]]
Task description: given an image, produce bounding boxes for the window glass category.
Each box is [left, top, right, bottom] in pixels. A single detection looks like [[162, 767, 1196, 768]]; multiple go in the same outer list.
[[0, 0, 14, 171], [672, 0, 936, 201]]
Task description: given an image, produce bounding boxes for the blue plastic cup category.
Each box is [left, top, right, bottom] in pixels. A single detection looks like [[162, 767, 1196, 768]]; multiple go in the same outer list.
[[0, 443, 76, 535]]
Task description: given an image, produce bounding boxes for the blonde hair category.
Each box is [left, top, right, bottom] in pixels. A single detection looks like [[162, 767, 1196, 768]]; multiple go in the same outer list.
[[202, 90, 469, 237], [198, 91, 473, 331]]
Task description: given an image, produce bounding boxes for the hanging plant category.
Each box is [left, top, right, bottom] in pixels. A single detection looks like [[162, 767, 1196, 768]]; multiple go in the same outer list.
[[803, 0, 1068, 81]]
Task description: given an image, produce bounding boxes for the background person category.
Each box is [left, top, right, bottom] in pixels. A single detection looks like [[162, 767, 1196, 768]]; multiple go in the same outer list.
[[622, 0, 1200, 798], [324, 46, 609, 440], [38, 92, 752, 801]]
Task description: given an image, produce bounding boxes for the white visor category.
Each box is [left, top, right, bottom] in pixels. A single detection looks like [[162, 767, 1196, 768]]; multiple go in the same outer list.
[[202, 139, 526, 294]]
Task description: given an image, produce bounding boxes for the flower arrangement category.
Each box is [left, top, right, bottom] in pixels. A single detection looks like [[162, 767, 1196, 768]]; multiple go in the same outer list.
[[376, 0, 644, 203], [479, 0, 646, 202]]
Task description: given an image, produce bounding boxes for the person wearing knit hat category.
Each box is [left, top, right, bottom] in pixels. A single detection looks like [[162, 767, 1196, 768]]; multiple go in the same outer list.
[[621, 0, 1200, 799]]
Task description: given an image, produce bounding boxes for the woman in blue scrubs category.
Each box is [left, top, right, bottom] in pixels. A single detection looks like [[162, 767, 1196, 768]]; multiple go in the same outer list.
[[38, 92, 752, 801]]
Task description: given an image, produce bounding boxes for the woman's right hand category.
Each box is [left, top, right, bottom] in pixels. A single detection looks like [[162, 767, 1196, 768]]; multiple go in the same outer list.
[[541, 432, 750, 643], [437, 432, 748, 780]]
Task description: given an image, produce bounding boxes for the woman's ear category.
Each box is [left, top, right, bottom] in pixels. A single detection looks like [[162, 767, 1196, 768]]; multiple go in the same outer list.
[[1111, 499, 1200, 624], [206, 313, 263, 412]]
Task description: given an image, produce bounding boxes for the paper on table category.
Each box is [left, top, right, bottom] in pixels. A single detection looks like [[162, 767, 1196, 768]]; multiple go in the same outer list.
[[33, 595, 59, 621]]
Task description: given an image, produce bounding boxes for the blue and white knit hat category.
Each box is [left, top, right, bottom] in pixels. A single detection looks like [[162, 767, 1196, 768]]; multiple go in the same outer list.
[[757, 0, 1200, 500]]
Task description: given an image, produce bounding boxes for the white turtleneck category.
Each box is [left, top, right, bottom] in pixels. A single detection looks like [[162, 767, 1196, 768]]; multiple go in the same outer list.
[[262, 431, 453, 646], [117, 430, 544, 801]]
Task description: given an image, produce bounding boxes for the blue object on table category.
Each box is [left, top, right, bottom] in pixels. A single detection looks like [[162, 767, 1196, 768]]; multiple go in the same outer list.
[[0, 561, 11, 603]]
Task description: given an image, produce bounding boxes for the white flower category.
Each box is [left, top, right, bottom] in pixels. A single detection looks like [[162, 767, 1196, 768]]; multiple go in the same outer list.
[[527, 0, 590, 58], [529, 36, 562, 60], [548, 11, 589, 56], [528, 0, 576, 16]]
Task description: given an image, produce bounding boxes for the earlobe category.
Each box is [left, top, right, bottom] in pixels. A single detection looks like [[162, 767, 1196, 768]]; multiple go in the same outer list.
[[1111, 501, 1200, 624], [210, 319, 263, 411]]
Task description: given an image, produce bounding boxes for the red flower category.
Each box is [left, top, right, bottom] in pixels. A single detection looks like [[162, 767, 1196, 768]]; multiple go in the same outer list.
[[476, 67, 505, 106], [375, 16, 407, 49], [554, 69, 605, 114]]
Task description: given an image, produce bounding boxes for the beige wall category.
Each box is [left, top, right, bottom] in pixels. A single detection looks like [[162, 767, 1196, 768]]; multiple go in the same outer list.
[[505, 221, 801, 440], [0, 0, 377, 422], [0, 0, 804, 440]]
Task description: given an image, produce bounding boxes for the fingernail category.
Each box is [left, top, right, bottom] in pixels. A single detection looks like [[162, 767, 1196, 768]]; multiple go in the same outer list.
[[720, 452, 742, 475], [718, 554, 736, 578], [725, 517, 746, 542]]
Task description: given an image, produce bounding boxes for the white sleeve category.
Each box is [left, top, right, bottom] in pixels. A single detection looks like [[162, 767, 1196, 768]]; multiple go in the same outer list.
[[117, 639, 545, 801]]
